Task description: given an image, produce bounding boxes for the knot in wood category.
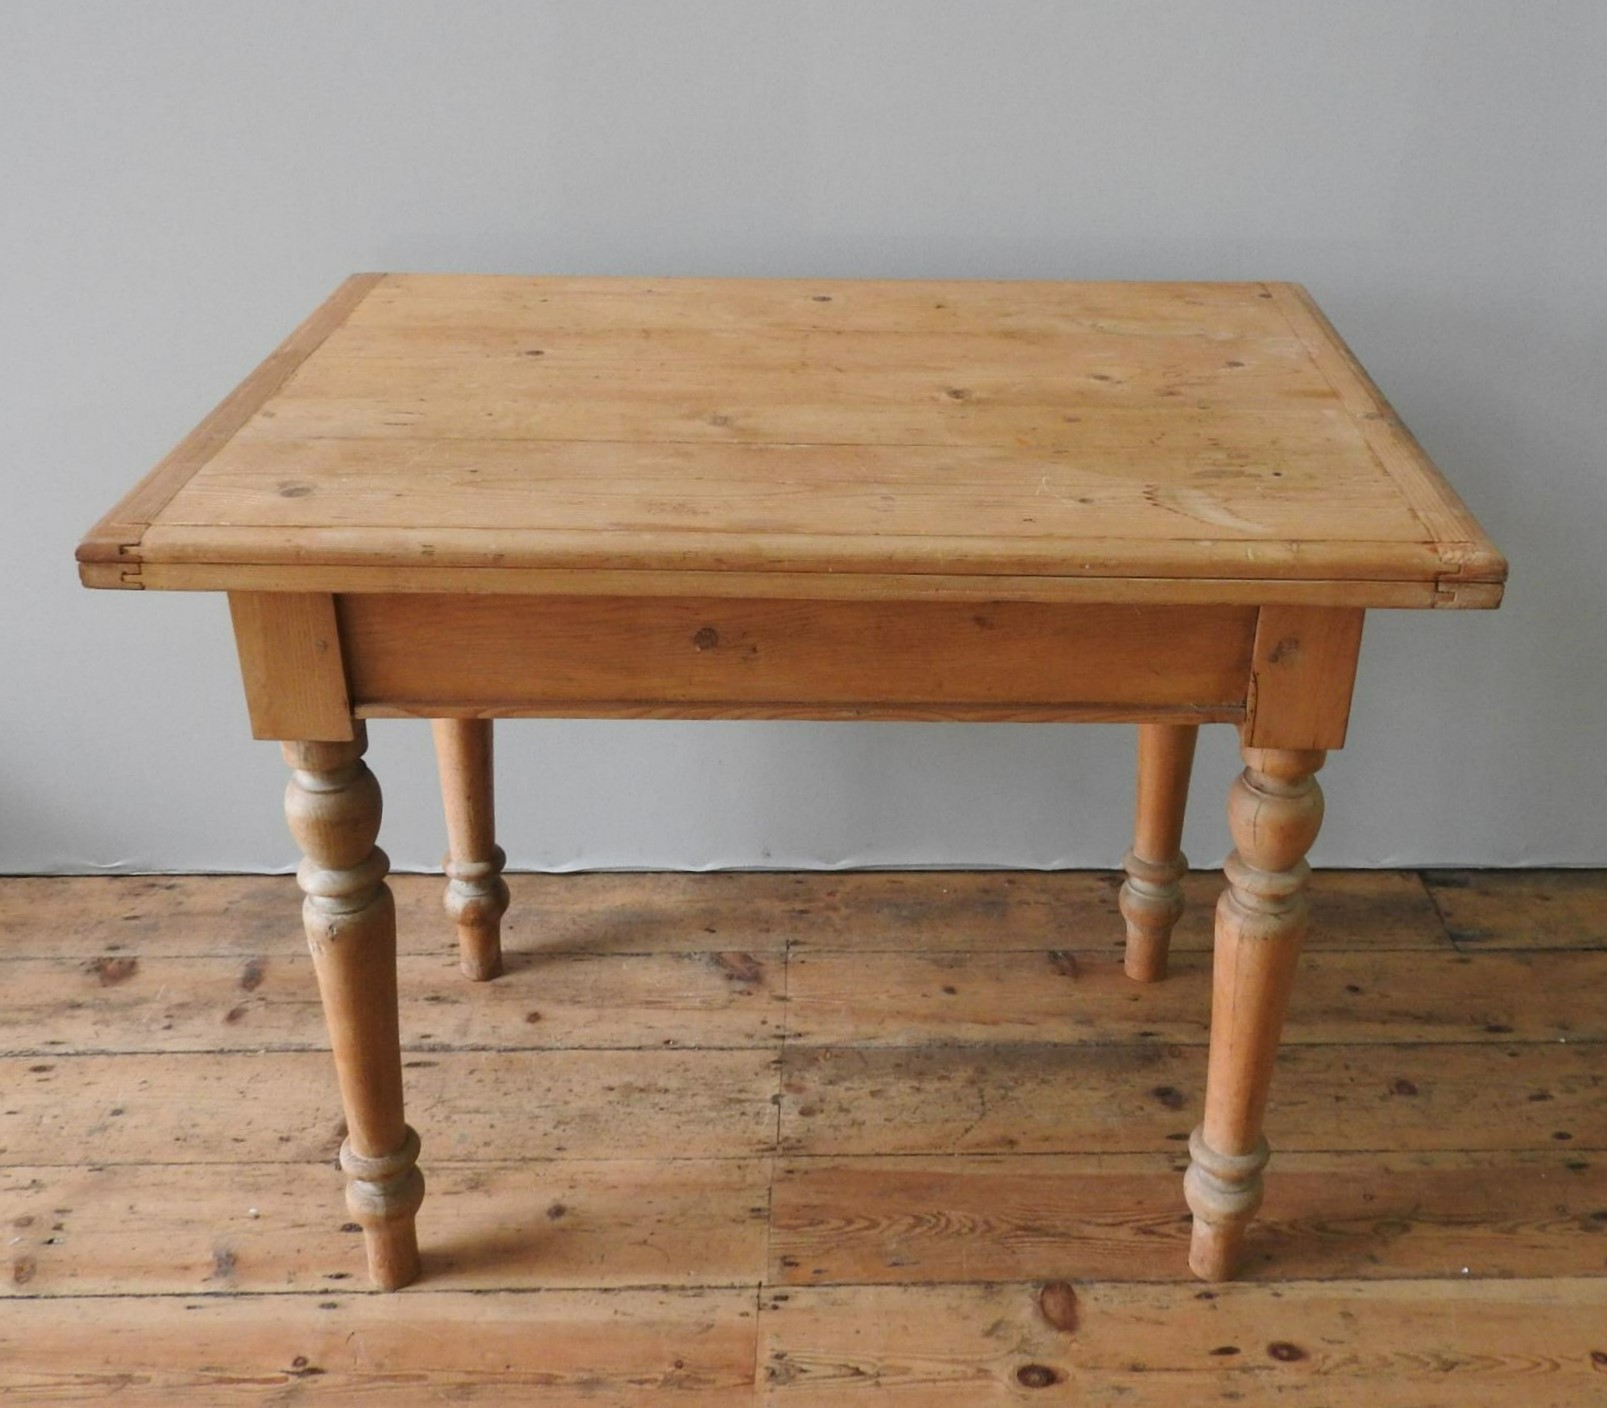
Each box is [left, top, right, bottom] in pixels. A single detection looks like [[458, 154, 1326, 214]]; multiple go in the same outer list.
[[1014, 1364, 1060, 1389]]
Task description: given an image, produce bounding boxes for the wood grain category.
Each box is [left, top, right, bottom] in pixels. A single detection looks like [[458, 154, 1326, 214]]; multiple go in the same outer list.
[[1, 1158, 768, 1295], [1424, 870, 1607, 951], [337, 594, 1257, 716], [769, 1149, 1607, 1285], [227, 591, 353, 741], [1244, 605, 1365, 749], [1270, 283, 1508, 602], [780, 946, 1607, 1048], [777, 1040, 1607, 1157], [1, 1049, 781, 1165], [282, 728, 421, 1287], [0, 869, 1450, 961], [1160, 868, 1449, 955], [0, 871, 1602, 1404], [759, 1279, 1607, 1405], [126, 558, 1463, 606], [75, 273, 381, 582], [1188, 746, 1326, 1278], [0, 1287, 759, 1405], [18, 942, 1600, 1057], [79, 275, 1505, 606], [0, 949, 787, 1053]]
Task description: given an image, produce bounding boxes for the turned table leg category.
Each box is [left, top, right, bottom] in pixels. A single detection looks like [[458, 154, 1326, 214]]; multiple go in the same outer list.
[[1120, 722, 1198, 982], [1185, 744, 1325, 1281], [432, 718, 508, 981], [284, 723, 425, 1290]]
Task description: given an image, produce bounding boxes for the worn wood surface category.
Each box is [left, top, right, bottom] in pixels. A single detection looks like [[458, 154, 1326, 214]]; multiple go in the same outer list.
[[1, 1158, 770, 1294], [227, 591, 354, 741], [778, 1037, 1606, 1159], [768, 1149, 1607, 1285], [1243, 605, 1365, 749], [77, 275, 1505, 606], [2, 869, 1601, 1403], [1423, 869, 1607, 951], [759, 1279, 1607, 1405], [282, 727, 421, 1287], [0, 1287, 760, 1405], [0, 948, 789, 1052], [780, 946, 1607, 1047], [0, 869, 1452, 960], [338, 594, 1257, 719], [75, 273, 383, 584], [1187, 747, 1326, 1278], [0, 1048, 782, 1165], [338, 592, 1255, 715]]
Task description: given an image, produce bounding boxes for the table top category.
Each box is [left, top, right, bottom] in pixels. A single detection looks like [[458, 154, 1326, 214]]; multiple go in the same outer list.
[[79, 274, 1504, 608]]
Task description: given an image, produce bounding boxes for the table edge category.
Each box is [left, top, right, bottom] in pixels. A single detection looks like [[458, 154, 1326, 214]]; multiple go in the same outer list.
[[74, 273, 385, 581], [75, 274, 1507, 610], [1268, 283, 1507, 591], [77, 557, 1503, 609]]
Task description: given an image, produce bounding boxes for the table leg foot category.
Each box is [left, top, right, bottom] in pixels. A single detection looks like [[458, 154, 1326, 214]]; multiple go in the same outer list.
[[342, 1126, 426, 1290], [433, 719, 508, 981], [1120, 723, 1197, 981], [284, 723, 425, 1291], [445, 846, 508, 982], [1184, 1129, 1268, 1280], [1183, 743, 1324, 1280], [1120, 848, 1189, 983]]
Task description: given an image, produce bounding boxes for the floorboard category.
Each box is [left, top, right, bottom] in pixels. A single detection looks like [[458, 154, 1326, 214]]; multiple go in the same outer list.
[[1, 868, 1603, 1404]]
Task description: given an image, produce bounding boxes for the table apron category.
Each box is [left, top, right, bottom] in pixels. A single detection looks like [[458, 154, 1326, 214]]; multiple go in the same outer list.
[[335, 592, 1263, 720], [228, 590, 1361, 744]]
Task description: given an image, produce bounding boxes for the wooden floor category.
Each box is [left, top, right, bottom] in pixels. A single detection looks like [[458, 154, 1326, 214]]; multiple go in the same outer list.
[[1, 869, 1604, 1404]]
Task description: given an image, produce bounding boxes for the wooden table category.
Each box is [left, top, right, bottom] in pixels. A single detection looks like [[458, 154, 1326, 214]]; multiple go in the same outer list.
[[79, 274, 1505, 1291]]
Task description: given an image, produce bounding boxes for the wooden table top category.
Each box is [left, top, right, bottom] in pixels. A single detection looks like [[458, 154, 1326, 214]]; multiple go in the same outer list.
[[79, 274, 1504, 608]]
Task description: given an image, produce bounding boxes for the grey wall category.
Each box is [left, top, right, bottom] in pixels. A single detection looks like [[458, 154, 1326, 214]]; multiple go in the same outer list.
[[4, 0, 1604, 874]]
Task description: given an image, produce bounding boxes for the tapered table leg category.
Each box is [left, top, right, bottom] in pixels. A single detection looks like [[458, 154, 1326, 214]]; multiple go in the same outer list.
[[1120, 722, 1198, 982], [284, 724, 424, 1290], [432, 718, 508, 981], [1185, 744, 1325, 1281]]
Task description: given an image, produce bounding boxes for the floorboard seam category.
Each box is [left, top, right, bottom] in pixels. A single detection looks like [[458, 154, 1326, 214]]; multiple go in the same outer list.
[[9, 1036, 1604, 1059], [5, 1144, 1605, 1172], [754, 917, 792, 1394]]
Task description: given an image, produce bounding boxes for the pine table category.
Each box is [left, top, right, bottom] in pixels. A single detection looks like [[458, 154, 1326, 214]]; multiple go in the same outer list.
[[79, 274, 1506, 1290]]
